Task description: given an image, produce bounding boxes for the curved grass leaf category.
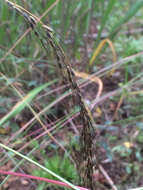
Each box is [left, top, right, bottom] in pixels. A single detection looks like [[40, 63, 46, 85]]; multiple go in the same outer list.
[[0, 80, 56, 126]]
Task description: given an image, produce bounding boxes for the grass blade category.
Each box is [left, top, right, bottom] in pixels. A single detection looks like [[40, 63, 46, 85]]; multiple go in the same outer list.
[[0, 81, 56, 126], [129, 188, 143, 190], [110, 1, 143, 38], [95, 0, 116, 46], [0, 143, 81, 190]]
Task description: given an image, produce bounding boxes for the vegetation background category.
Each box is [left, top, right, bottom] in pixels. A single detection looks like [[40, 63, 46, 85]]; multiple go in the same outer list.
[[0, 0, 143, 190]]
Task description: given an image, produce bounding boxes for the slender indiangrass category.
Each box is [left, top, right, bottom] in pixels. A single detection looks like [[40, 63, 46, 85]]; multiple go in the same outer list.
[[1, 1, 143, 190], [2, 0, 97, 188]]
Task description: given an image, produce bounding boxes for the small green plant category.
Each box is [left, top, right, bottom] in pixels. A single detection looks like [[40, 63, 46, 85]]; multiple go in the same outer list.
[[32, 154, 78, 190]]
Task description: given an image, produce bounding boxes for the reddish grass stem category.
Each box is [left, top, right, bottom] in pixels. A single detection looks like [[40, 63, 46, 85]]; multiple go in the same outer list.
[[0, 170, 90, 190]]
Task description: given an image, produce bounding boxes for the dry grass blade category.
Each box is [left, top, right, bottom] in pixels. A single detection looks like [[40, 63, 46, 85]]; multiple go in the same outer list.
[[99, 165, 118, 190], [89, 38, 117, 75], [74, 70, 103, 100]]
